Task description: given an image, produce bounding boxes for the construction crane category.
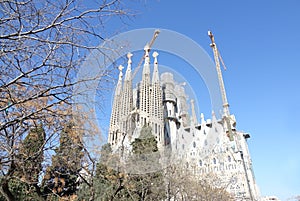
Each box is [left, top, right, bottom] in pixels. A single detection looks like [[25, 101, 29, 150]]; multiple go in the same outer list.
[[131, 29, 160, 79], [209, 32, 255, 200], [208, 31, 234, 141]]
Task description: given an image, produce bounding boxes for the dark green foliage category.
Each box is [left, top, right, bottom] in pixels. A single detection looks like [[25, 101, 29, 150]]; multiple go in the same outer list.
[[0, 178, 43, 201], [78, 143, 131, 201], [131, 126, 158, 155], [0, 125, 45, 201], [43, 166, 79, 197], [127, 125, 166, 201], [42, 123, 83, 198], [79, 139, 164, 201], [19, 125, 45, 183]]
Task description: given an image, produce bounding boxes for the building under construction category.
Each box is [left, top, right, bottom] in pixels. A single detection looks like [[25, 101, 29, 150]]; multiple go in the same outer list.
[[108, 31, 261, 200]]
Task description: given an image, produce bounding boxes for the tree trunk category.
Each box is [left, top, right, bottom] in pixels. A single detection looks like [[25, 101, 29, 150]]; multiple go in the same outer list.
[[0, 179, 15, 201]]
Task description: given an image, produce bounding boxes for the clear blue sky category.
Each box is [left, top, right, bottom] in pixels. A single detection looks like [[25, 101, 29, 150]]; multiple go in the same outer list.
[[101, 1, 300, 200]]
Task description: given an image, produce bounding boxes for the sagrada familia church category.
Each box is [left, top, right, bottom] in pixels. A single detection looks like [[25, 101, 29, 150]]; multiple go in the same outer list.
[[107, 33, 262, 200]]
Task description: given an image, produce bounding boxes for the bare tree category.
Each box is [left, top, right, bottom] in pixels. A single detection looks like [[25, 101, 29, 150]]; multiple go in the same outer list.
[[0, 0, 133, 200], [165, 163, 233, 201]]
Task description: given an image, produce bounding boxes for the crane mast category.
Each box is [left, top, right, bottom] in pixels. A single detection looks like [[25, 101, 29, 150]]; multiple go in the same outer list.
[[208, 31, 230, 117], [208, 31, 234, 141]]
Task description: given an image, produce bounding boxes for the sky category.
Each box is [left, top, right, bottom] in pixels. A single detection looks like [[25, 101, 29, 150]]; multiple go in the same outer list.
[[96, 1, 300, 200]]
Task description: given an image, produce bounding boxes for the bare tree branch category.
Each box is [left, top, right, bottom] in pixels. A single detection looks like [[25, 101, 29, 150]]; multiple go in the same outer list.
[[0, 0, 135, 199]]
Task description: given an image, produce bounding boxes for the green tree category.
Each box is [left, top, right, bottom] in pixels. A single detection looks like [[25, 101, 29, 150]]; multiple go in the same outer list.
[[95, 144, 127, 200], [78, 143, 131, 201], [132, 126, 158, 154], [80, 127, 166, 201], [19, 125, 45, 183], [127, 125, 166, 201], [42, 123, 83, 199], [0, 125, 45, 201]]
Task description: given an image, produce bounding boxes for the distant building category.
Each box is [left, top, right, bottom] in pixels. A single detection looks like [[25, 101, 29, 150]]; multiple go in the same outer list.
[[108, 45, 261, 200], [261, 196, 281, 201]]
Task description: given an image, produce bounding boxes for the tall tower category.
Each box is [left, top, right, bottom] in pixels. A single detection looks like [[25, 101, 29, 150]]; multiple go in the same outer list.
[[175, 84, 189, 127], [120, 53, 134, 134], [108, 65, 124, 146], [161, 72, 177, 146], [139, 45, 151, 126], [150, 52, 164, 145]]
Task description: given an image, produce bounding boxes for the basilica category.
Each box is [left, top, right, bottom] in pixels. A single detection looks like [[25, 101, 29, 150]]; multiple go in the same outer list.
[[108, 43, 261, 200]]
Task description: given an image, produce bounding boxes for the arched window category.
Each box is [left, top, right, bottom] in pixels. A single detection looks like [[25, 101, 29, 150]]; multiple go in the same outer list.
[[213, 158, 217, 165], [193, 141, 196, 148], [199, 160, 202, 166], [228, 155, 231, 162]]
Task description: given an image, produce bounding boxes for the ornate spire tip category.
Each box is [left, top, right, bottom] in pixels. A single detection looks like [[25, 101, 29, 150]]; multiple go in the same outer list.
[[118, 65, 124, 72], [127, 52, 133, 59], [127, 52, 133, 64], [152, 51, 159, 58]]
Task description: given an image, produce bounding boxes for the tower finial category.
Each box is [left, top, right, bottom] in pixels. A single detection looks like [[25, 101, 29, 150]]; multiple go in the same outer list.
[[127, 52, 133, 65], [152, 51, 159, 64], [144, 44, 150, 64], [125, 53, 133, 81], [152, 51, 159, 83], [118, 65, 124, 80]]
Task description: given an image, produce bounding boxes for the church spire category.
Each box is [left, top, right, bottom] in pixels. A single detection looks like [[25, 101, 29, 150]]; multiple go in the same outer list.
[[124, 52, 132, 81], [116, 65, 124, 95], [152, 51, 159, 83], [120, 53, 134, 134], [142, 44, 150, 75], [150, 51, 163, 144], [139, 44, 151, 126], [108, 65, 124, 146]]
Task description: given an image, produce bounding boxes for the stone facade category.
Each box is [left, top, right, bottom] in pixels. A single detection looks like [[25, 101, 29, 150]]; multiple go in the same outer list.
[[108, 46, 261, 200]]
